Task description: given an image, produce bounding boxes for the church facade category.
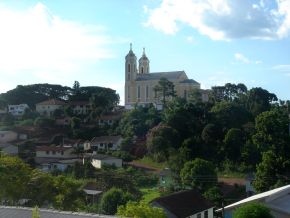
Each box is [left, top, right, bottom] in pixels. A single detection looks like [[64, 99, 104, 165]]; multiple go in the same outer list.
[[125, 44, 202, 109]]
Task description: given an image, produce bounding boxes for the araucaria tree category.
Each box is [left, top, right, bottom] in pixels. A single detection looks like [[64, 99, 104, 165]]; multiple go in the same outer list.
[[154, 77, 175, 108]]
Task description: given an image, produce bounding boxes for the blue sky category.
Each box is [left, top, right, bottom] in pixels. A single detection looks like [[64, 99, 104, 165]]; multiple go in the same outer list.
[[0, 0, 289, 104]]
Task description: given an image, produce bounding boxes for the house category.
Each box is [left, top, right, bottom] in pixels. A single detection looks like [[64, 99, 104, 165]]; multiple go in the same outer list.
[[0, 144, 18, 156], [35, 145, 77, 158], [97, 112, 123, 126], [90, 154, 122, 169], [8, 104, 29, 116], [151, 189, 214, 218], [36, 99, 67, 117], [90, 135, 122, 151], [35, 145, 79, 171], [0, 107, 7, 115], [0, 206, 116, 218], [0, 131, 18, 143], [217, 184, 290, 218], [55, 117, 71, 126], [83, 182, 103, 204], [70, 101, 91, 115]]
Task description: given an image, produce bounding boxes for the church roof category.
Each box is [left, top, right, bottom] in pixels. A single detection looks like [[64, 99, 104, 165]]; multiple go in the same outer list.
[[135, 71, 186, 81], [180, 79, 200, 85]]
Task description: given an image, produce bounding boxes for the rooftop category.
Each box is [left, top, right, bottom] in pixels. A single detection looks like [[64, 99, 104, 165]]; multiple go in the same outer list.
[[151, 189, 214, 218], [135, 71, 186, 81], [36, 99, 67, 106]]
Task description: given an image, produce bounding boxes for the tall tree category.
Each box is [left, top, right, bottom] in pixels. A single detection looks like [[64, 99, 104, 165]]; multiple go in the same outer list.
[[154, 77, 176, 108], [180, 158, 217, 191]]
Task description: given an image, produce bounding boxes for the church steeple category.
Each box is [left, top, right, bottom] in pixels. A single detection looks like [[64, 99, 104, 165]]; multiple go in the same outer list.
[[125, 43, 137, 81], [139, 47, 150, 74]]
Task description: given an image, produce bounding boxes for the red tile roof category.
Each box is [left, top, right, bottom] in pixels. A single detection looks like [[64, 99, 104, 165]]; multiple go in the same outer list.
[[36, 99, 67, 105]]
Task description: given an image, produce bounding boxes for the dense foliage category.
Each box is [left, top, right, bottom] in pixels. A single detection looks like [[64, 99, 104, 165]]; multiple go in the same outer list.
[[233, 202, 274, 218]]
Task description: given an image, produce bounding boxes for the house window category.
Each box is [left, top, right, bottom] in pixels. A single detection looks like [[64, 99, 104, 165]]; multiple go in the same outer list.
[[204, 210, 208, 218], [46, 151, 49, 155], [137, 86, 141, 99], [197, 213, 201, 218], [61, 151, 64, 155], [146, 86, 149, 99], [52, 151, 56, 155], [100, 143, 103, 147]]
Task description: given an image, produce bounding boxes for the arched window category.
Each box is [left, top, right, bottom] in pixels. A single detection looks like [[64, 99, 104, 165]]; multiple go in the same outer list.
[[141, 67, 144, 74], [128, 64, 130, 72]]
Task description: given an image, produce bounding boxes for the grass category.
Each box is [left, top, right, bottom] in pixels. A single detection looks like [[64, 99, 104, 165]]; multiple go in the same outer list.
[[134, 156, 168, 170], [140, 187, 161, 204], [217, 171, 246, 178]]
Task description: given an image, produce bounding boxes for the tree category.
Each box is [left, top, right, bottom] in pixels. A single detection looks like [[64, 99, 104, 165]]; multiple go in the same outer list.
[[233, 202, 274, 218], [146, 123, 178, 161], [71, 117, 81, 129], [252, 109, 290, 155], [117, 201, 166, 218], [99, 188, 134, 215], [253, 151, 284, 193], [247, 87, 277, 116], [0, 156, 32, 203], [223, 128, 244, 162], [34, 117, 55, 128], [180, 158, 217, 191], [203, 186, 223, 207], [154, 77, 175, 107]]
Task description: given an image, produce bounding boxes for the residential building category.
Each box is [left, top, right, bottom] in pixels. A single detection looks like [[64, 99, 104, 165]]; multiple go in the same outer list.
[[0, 206, 116, 218], [217, 184, 290, 218], [90, 135, 122, 151], [36, 99, 66, 117], [0, 131, 18, 143], [0, 107, 7, 115], [8, 104, 29, 116], [90, 154, 122, 169], [35, 145, 79, 172], [124, 44, 205, 109], [70, 101, 91, 115], [97, 112, 122, 126], [35, 145, 76, 158], [151, 189, 214, 218]]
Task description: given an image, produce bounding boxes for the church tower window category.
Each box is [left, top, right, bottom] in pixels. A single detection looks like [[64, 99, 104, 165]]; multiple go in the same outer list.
[[128, 64, 130, 72], [146, 86, 149, 99], [127, 73, 130, 80], [128, 86, 130, 99]]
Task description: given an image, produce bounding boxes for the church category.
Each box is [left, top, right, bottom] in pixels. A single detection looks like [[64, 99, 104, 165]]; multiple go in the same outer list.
[[124, 44, 204, 109]]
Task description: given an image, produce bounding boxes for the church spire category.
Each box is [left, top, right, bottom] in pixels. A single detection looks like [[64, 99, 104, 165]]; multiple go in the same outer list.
[[130, 43, 132, 51], [139, 47, 150, 74]]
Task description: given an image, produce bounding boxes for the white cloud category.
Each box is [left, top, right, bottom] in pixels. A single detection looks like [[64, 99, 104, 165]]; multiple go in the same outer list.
[[235, 53, 250, 64], [0, 3, 116, 92], [234, 53, 262, 64], [144, 0, 290, 40], [272, 64, 290, 71]]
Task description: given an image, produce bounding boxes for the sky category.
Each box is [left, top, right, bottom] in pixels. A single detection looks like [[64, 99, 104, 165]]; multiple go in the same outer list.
[[0, 0, 289, 104]]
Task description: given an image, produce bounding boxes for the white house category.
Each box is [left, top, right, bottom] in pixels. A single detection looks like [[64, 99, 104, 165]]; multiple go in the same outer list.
[[35, 99, 66, 117], [151, 189, 214, 218], [8, 104, 29, 116], [97, 113, 122, 126], [217, 184, 290, 218], [0, 131, 18, 143], [35, 145, 79, 172], [90, 136, 122, 151], [69, 101, 91, 115], [90, 154, 122, 169]]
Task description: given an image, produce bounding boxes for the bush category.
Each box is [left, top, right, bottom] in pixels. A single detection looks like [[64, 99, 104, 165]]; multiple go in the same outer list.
[[233, 202, 274, 218], [99, 187, 134, 215], [34, 117, 55, 128]]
